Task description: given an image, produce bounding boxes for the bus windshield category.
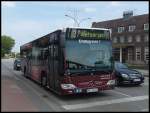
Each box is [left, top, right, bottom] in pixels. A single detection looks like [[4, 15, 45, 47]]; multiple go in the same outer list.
[[65, 40, 113, 73]]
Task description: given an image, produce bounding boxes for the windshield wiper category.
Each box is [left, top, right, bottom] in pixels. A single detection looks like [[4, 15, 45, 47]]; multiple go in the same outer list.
[[66, 60, 94, 69], [66, 60, 112, 73], [70, 70, 93, 75], [120, 67, 128, 69]]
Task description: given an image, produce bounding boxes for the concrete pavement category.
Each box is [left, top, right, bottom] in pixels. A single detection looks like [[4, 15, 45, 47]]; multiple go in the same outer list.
[[1, 59, 149, 112], [134, 69, 149, 77], [2, 64, 38, 112]]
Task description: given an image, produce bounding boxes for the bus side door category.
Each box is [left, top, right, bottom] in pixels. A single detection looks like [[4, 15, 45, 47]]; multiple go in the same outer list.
[[48, 44, 55, 89]]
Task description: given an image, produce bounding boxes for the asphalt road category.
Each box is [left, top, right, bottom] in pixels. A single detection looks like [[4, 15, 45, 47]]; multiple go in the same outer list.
[[1, 59, 149, 112]]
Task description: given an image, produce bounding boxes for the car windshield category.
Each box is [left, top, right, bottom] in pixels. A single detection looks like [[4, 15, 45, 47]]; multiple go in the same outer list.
[[115, 62, 128, 69], [15, 59, 20, 63], [65, 40, 113, 73]]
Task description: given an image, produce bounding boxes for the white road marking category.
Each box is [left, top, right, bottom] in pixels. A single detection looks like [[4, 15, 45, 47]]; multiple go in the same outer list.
[[143, 83, 149, 86], [108, 90, 131, 97], [143, 77, 149, 86], [62, 95, 148, 110], [141, 108, 149, 111]]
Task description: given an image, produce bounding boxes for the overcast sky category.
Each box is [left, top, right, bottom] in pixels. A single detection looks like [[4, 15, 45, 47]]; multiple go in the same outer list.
[[2, 1, 149, 52]]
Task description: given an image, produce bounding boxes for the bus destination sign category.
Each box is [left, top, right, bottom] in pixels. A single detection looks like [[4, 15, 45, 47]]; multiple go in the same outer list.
[[67, 28, 110, 40]]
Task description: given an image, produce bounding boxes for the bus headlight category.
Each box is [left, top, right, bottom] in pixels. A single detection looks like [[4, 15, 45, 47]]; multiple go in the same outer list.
[[61, 84, 76, 89], [107, 80, 115, 85]]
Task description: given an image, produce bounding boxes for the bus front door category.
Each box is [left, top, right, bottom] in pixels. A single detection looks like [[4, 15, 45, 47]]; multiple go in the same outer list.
[[48, 45, 55, 89]]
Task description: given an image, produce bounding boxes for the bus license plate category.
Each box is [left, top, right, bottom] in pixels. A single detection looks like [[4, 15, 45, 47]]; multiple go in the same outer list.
[[87, 88, 98, 93], [134, 79, 141, 82]]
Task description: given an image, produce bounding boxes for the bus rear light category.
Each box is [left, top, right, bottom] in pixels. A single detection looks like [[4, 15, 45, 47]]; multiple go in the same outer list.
[[61, 84, 76, 89]]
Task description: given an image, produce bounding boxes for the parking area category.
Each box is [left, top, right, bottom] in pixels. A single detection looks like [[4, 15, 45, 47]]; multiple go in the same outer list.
[[1, 59, 149, 112]]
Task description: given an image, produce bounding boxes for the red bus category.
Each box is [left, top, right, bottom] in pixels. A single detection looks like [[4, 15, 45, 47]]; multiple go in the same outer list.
[[20, 27, 115, 95]]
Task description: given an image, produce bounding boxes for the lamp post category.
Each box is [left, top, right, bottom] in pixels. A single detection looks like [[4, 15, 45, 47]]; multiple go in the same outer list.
[[65, 14, 91, 27], [65, 14, 79, 27], [78, 17, 91, 27]]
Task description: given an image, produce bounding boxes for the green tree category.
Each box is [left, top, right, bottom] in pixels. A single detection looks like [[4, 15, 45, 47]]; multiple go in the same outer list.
[[1, 35, 15, 57]]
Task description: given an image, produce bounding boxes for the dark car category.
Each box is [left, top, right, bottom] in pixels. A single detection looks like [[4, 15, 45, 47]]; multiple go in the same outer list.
[[13, 59, 21, 70], [114, 62, 144, 85]]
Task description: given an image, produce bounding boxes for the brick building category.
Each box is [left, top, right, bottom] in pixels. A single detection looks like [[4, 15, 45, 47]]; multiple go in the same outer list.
[[92, 11, 149, 66]]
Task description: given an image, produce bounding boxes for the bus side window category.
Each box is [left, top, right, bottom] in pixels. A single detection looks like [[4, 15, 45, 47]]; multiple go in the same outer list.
[[53, 45, 58, 59], [43, 49, 49, 60], [22, 51, 27, 58], [27, 51, 32, 59], [50, 45, 53, 58]]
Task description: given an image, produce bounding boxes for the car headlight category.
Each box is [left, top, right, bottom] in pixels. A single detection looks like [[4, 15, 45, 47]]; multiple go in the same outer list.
[[61, 84, 76, 89], [121, 74, 129, 78], [138, 73, 143, 77]]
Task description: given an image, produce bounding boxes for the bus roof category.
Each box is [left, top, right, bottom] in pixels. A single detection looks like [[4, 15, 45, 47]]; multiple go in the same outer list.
[[64, 27, 110, 31], [20, 29, 61, 49]]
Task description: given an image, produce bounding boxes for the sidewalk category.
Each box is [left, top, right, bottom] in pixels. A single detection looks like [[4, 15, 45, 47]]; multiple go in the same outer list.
[[2, 78, 38, 112], [2, 61, 38, 112], [134, 69, 149, 77]]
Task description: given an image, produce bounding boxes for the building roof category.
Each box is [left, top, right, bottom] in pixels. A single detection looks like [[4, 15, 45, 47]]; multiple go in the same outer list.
[[92, 14, 149, 28]]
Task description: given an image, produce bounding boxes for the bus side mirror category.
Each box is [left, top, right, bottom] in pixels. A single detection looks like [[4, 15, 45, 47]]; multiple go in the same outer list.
[[60, 33, 65, 48], [27, 54, 32, 59], [110, 56, 114, 69], [110, 56, 114, 62]]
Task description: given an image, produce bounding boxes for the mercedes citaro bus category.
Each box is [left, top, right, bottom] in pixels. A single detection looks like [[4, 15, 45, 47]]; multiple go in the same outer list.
[[20, 27, 115, 95]]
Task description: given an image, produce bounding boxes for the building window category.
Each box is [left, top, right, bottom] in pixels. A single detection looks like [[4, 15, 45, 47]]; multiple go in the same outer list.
[[120, 36, 125, 43], [118, 27, 124, 33], [136, 47, 141, 61], [144, 34, 149, 42], [128, 36, 132, 43], [128, 48, 133, 61], [129, 25, 136, 32], [144, 47, 149, 64], [144, 23, 149, 31], [136, 35, 141, 42], [113, 37, 117, 43]]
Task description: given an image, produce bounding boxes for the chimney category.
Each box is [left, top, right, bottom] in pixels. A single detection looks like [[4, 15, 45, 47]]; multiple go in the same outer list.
[[123, 10, 133, 20]]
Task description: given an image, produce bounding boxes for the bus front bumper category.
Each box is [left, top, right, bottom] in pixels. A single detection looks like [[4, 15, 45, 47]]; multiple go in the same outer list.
[[61, 83, 115, 95]]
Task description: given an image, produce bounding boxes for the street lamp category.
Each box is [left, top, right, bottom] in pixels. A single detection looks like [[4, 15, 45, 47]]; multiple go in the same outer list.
[[65, 14, 91, 27], [78, 17, 91, 27], [65, 14, 79, 27]]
